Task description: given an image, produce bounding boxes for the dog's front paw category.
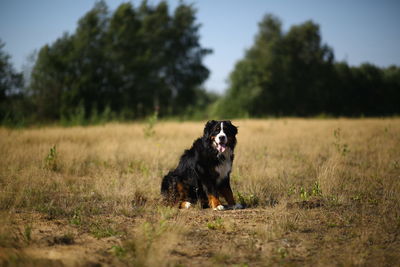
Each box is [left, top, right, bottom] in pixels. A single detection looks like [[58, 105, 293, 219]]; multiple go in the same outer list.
[[182, 201, 191, 209], [213, 205, 225, 211]]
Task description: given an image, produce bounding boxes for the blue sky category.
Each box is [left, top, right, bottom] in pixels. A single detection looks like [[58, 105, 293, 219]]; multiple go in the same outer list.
[[1, 0, 399, 93]]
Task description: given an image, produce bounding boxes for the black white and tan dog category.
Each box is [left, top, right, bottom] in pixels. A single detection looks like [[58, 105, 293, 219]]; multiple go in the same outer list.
[[161, 120, 243, 210]]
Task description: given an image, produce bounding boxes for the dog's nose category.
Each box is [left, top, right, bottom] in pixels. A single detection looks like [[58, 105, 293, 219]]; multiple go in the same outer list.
[[219, 135, 226, 142]]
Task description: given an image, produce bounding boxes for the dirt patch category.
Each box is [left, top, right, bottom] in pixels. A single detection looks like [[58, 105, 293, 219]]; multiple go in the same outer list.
[[2, 204, 400, 266]]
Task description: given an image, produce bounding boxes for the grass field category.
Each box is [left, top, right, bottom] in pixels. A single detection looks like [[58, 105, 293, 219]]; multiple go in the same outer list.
[[1, 119, 400, 266]]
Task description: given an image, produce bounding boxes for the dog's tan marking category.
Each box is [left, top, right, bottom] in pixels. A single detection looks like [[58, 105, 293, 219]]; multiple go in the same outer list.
[[208, 194, 222, 209], [180, 201, 191, 209]]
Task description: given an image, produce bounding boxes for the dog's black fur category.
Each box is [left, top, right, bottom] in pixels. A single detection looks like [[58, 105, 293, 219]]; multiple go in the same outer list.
[[161, 120, 239, 210]]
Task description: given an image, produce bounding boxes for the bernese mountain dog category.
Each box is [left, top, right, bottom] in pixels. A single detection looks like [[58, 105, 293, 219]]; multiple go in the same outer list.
[[161, 120, 243, 210]]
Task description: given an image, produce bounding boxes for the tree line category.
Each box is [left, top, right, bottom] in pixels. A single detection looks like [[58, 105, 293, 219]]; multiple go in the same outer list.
[[215, 14, 400, 117], [1, 5, 400, 126], [1, 0, 214, 125]]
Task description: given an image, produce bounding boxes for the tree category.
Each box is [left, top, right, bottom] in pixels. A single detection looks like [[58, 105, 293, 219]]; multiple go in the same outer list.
[[28, 0, 211, 122], [68, 0, 111, 117], [279, 20, 334, 115], [106, 2, 142, 117], [382, 66, 400, 115], [219, 14, 335, 117], [29, 34, 74, 120], [166, 3, 212, 114], [0, 40, 23, 121], [216, 15, 283, 117]]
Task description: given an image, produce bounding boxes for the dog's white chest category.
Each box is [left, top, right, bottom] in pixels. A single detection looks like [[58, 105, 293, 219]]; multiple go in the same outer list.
[[215, 148, 232, 182]]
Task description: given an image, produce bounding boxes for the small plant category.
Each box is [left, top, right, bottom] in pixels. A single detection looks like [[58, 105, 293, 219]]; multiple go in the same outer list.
[[277, 247, 288, 259], [62, 102, 86, 126], [143, 110, 158, 138], [23, 225, 32, 243], [110, 245, 126, 258], [206, 217, 224, 230], [119, 220, 178, 266], [45, 145, 58, 171], [287, 186, 296, 196], [90, 221, 121, 239], [298, 182, 322, 201], [237, 192, 259, 207], [157, 206, 178, 220], [300, 187, 309, 201], [69, 210, 82, 226], [333, 128, 350, 156], [311, 181, 322, 197]]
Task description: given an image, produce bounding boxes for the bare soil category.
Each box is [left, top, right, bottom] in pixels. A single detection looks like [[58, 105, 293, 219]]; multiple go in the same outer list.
[[3, 202, 398, 266]]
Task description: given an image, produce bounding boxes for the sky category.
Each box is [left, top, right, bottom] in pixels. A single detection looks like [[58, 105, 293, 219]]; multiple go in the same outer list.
[[1, 0, 399, 93]]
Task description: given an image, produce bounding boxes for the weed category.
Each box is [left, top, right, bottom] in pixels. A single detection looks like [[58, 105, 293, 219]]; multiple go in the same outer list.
[[143, 110, 158, 138], [69, 210, 82, 226], [333, 128, 350, 156], [44, 145, 59, 171], [312, 181, 322, 197], [277, 247, 288, 259], [287, 186, 296, 197], [300, 187, 309, 201], [297, 181, 323, 201], [121, 219, 181, 266], [206, 217, 224, 230], [237, 191, 259, 207], [327, 222, 338, 228], [110, 245, 126, 258], [23, 225, 32, 243], [90, 222, 120, 239], [157, 206, 179, 220]]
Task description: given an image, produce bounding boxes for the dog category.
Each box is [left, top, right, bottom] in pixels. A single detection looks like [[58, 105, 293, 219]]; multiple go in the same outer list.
[[161, 120, 243, 210]]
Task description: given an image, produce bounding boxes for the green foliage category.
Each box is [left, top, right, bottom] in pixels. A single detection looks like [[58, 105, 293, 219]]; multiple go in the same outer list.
[[206, 217, 224, 230], [143, 110, 158, 138], [288, 181, 322, 201], [237, 191, 259, 207], [90, 222, 120, 239], [24, 0, 211, 124], [111, 245, 127, 258], [23, 224, 32, 243], [69, 210, 83, 226], [312, 181, 322, 197], [44, 145, 59, 171], [0, 40, 26, 125], [217, 14, 400, 118], [3, 6, 400, 124]]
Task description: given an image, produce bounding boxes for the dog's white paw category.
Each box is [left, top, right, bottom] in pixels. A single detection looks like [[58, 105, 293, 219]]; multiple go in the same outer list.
[[183, 201, 191, 209], [213, 205, 225, 211], [233, 203, 244, 209]]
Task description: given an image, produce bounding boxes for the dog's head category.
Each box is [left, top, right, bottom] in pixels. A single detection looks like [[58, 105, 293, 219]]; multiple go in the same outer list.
[[203, 120, 238, 153]]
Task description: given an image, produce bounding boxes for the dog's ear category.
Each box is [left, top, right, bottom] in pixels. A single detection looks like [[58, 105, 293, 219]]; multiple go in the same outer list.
[[225, 120, 238, 136], [204, 120, 217, 136]]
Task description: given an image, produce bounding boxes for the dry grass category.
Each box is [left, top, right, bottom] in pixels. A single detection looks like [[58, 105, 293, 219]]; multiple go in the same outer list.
[[0, 119, 400, 266]]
